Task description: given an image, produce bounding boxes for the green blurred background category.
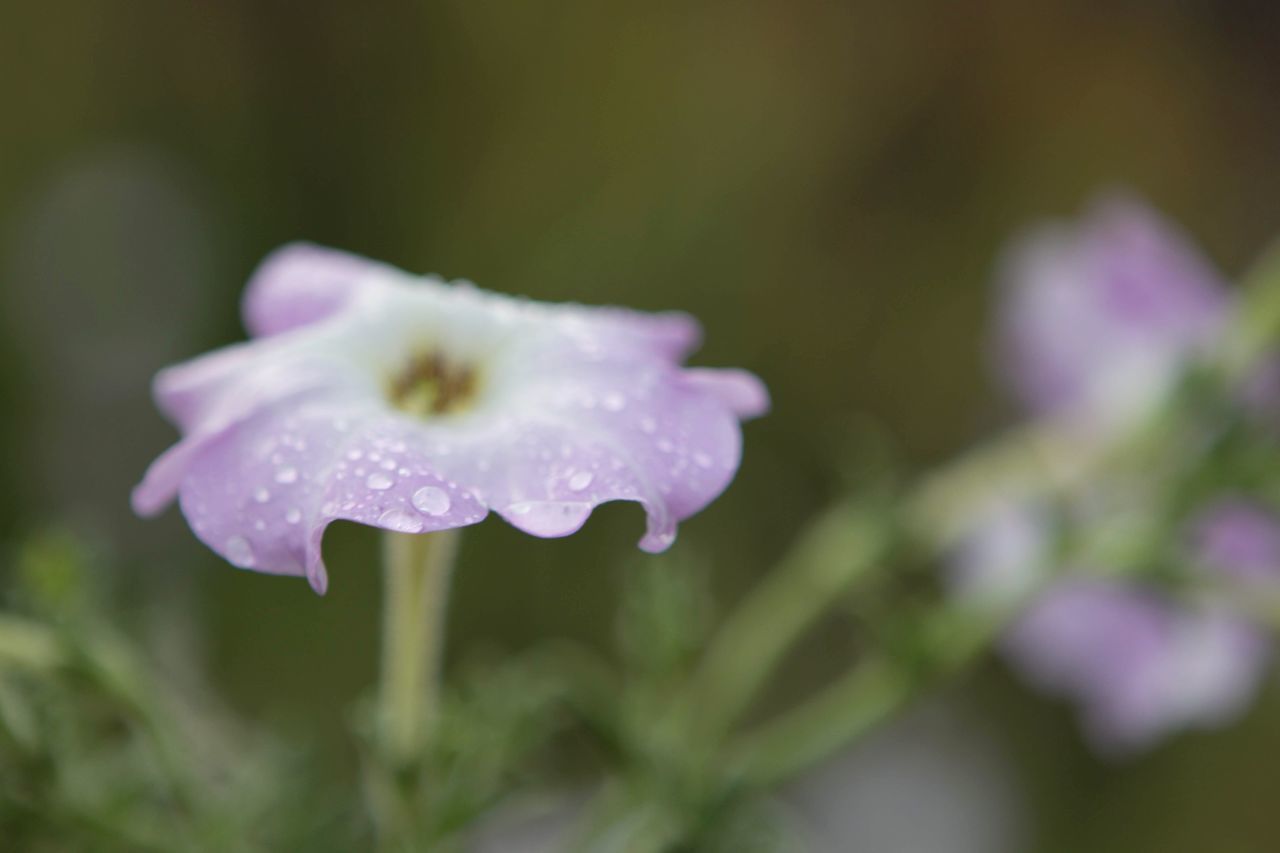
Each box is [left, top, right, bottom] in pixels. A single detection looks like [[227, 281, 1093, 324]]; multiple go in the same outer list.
[[5, 1, 1280, 850]]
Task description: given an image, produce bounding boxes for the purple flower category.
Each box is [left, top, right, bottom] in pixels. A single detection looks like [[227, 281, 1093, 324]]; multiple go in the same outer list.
[[953, 194, 1280, 750], [134, 244, 768, 593], [1192, 498, 1280, 583], [1005, 579, 1268, 752], [955, 499, 1279, 752], [995, 195, 1229, 436]]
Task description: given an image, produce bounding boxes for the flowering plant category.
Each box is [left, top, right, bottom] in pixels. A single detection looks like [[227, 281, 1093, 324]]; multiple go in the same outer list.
[[5, 193, 1280, 850]]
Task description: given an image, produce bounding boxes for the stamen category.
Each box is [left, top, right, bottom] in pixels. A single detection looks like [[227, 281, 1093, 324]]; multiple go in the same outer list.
[[388, 350, 479, 417]]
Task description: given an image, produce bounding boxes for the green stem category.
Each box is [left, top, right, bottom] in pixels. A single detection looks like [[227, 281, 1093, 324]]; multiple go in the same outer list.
[[731, 602, 1008, 788], [1222, 237, 1280, 380], [378, 529, 460, 766], [730, 658, 909, 787], [683, 502, 892, 745]]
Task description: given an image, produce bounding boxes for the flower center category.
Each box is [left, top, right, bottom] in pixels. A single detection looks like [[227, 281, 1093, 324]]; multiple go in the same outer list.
[[387, 350, 481, 418]]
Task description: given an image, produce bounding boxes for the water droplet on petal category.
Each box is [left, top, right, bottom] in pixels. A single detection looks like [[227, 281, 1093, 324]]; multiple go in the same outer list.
[[649, 531, 676, 549], [568, 471, 594, 491], [602, 392, 626, 411], [275, 467, 298, 484], [346, 449, 363, 461], [412, 486, 452, 516], [366, 472, 394, 490], [693, 452, 714, 469], [378, 508, 425, 533], [504, 501, 592, 536], [640, 417, 657, 434], [380, 458, 397, 471], [225, 536, 255, 568], [253, 487, 271, 504], [285, 508, 302, 525]]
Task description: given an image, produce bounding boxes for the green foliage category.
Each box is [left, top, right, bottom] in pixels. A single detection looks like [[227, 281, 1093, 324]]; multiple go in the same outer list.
[[0, 532, 350, 852]]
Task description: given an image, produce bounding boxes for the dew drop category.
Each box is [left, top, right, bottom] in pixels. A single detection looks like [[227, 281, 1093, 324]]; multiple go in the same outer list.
[[225, 536, 255, 568], [503, 501, 592, 536], [253, 487, 271, 504], [568, 470, 594, 492], [602, 392, 626, 412], [657, 439, 675, 453], [346, 449, 364, 461], [640, 417, 657, 434], [378, 508, 425, 533], [648, 531, 676, 550], [693, 452, 714, 469], [285, 508, 302, 525], [380, 458, 397, 471], [412, 486, 452, 516], [366, 472, 394, 490], [275, 467, 298, 484]]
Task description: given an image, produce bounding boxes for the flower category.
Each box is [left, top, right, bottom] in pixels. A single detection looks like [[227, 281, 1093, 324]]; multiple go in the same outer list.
[[1192, 498, 1280, 583], [954, 498, 1278, 752], [1005, 579, 1268, 752], [134, 244, 768, 593], [953, 194, 1280, 751], [995, 194, 1228, 436]]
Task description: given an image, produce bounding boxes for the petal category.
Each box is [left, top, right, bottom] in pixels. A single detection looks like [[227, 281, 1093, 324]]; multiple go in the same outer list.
[[151, 340, 262, 432], [242, 242, 393, 338], [682, 367, 770, 419], [995, 194, 1229, 432], [419, 362, 747, 552], [174, 392, 488, 594], [578, 306, 703, 361]]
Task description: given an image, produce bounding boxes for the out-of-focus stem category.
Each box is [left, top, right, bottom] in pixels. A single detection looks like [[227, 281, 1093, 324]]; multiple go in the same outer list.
[[729, 602, 1009, 788], [1222, 238, 1280, 380], [0, 615, 64, 670], [684, 502, 892, 745], [378, 529, 460, 766]]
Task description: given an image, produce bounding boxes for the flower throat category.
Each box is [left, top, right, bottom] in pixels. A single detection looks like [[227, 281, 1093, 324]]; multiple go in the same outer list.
[[387, 350, 480, 418]]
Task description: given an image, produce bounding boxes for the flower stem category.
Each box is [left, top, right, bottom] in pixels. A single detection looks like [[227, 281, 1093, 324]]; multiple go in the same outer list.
[[683, 502, 892, 745], [729, 604, 1002, 788], [378, 529, 460, 766]]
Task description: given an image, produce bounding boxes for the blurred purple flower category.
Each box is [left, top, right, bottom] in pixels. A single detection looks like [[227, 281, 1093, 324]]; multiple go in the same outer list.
[[1193, 498, 1280, 583], [954, 195, 1280, 751], [134, 244, 768, 593], [956, 498, 1280, 752], [1005, 579, 1267, 752], [995, 195, 1229, 436]]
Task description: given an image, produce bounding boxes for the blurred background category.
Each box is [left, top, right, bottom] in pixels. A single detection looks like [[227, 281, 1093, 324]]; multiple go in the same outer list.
[[5, 1, 1280, 850]]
